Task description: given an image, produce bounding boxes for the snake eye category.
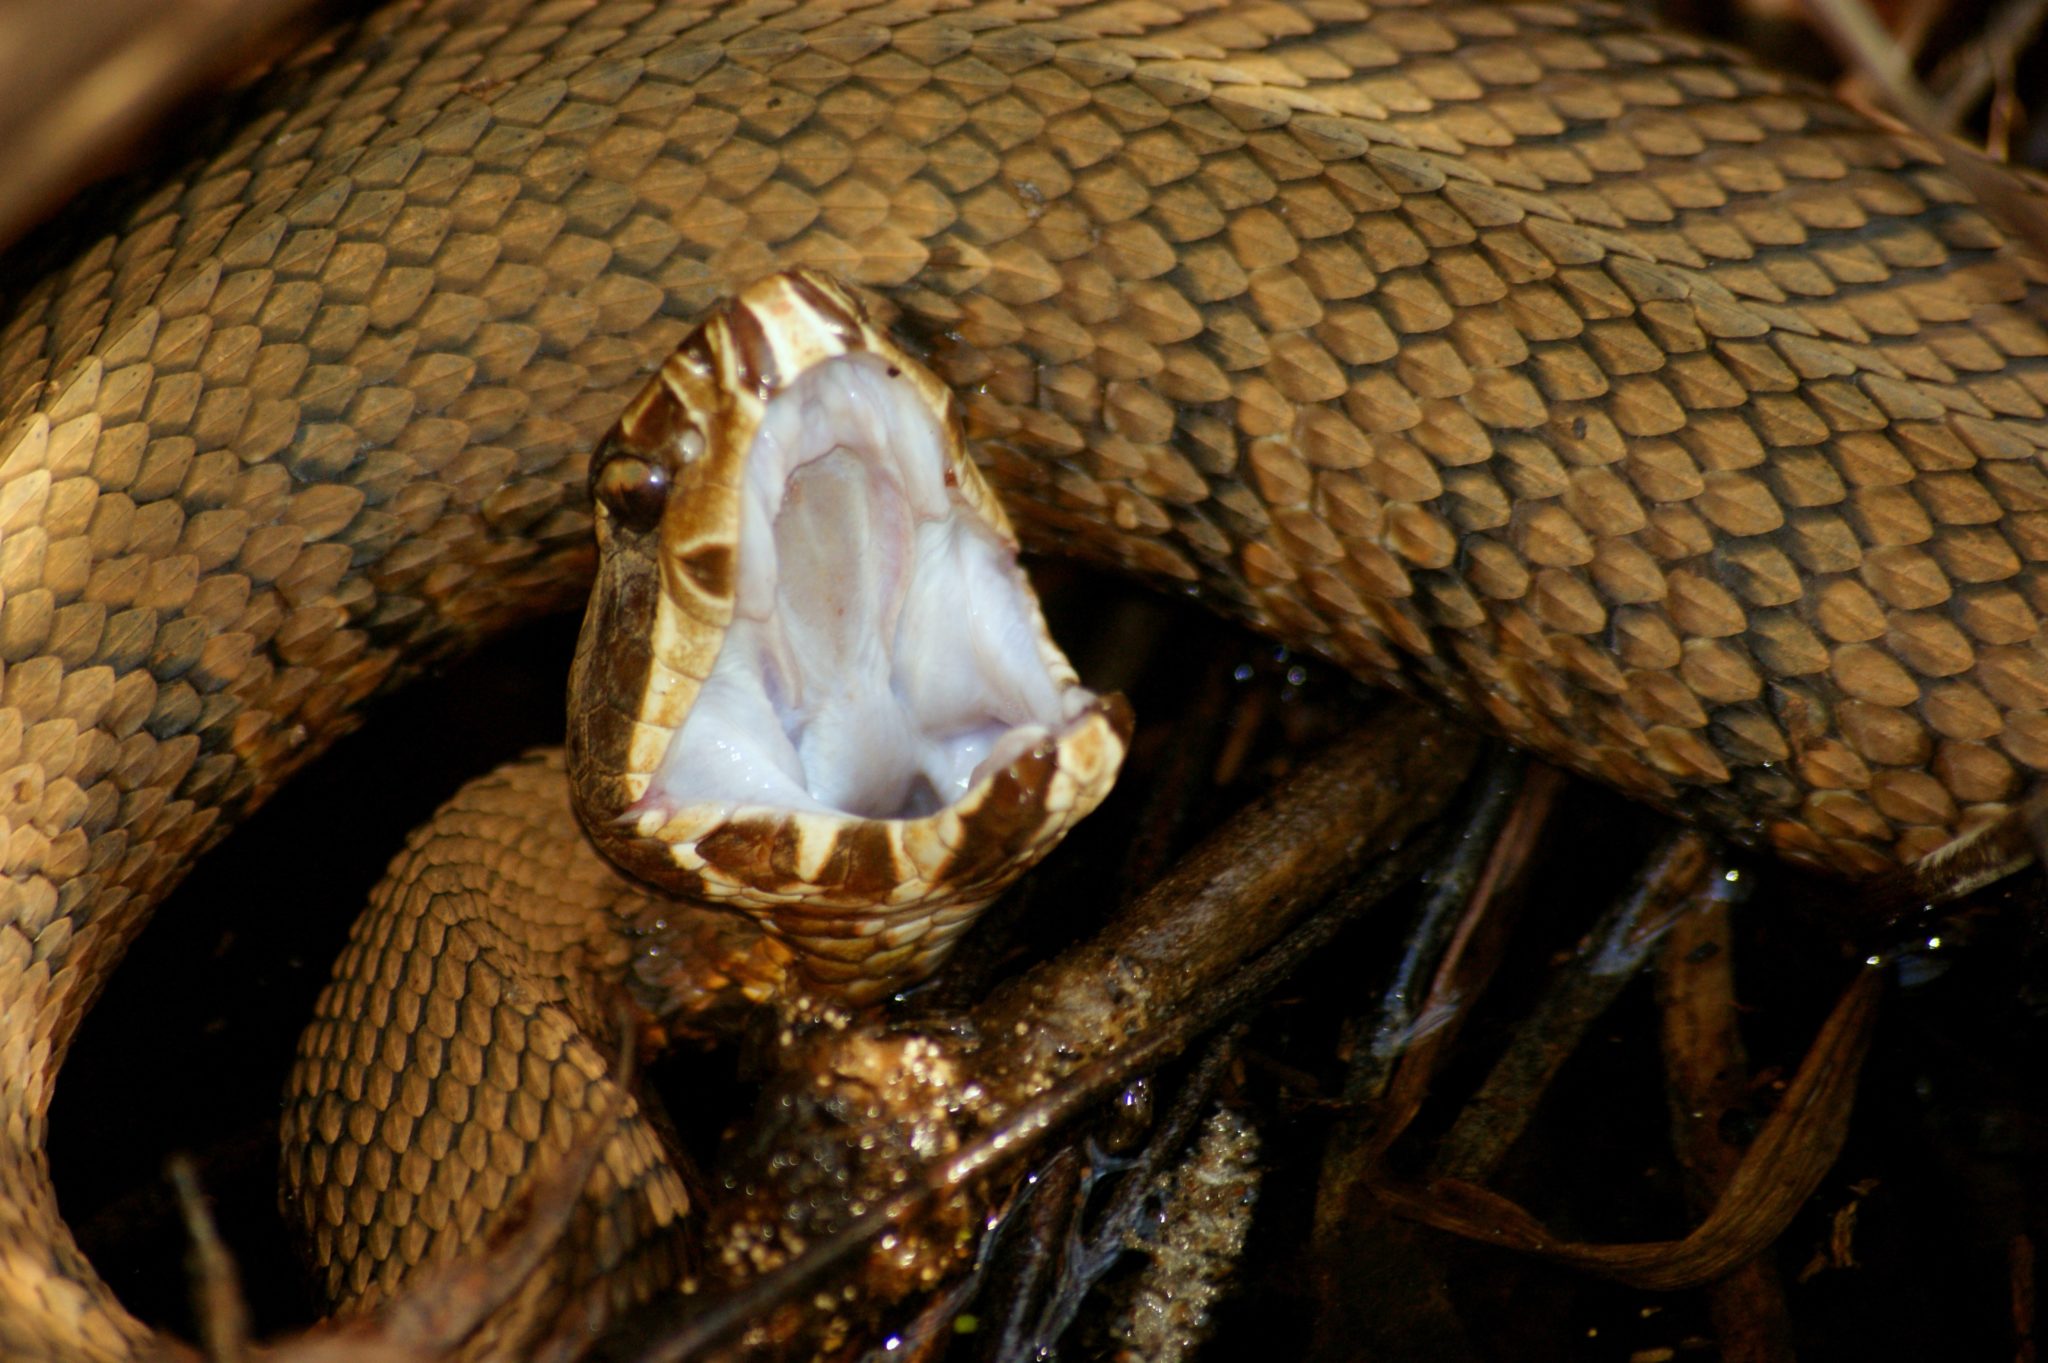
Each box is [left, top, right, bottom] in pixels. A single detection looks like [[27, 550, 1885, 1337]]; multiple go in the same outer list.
[[593, 449, 670, 533]]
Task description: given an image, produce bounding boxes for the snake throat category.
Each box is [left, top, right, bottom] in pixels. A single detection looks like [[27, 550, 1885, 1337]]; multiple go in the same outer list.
[[568, 272, 1130, 995]]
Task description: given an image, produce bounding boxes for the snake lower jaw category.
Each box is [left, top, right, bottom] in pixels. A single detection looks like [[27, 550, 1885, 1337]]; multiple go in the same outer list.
[[584, 694, 1132, 1002]]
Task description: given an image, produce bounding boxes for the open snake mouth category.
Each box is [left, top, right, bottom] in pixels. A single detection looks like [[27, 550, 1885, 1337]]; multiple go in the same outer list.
[[568, 272, 1128, 994], [644, 351, 1087, 823]]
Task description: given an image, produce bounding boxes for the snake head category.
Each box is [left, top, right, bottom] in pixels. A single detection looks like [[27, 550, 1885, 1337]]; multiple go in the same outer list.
[[569, 270, 1130, 1001]]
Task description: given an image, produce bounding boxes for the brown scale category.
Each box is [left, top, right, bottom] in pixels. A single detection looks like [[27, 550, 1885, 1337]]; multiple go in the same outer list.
[[3, 0, 2048, 1357]]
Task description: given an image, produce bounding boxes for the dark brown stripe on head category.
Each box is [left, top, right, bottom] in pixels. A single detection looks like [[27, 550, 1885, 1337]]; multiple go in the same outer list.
[[816, 823, 900, 899], [698, 816, 783, 885], [678, 544, 733, 598], [942, 745, 1057, 888], [785, 270, 863, 343], [725, 304, 781, 399], [769, 819, 810, 885], [618, 384, 691, 463]]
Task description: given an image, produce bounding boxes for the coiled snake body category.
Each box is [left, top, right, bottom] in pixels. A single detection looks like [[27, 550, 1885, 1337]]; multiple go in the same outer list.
[[4, 0, 2048, 1356]]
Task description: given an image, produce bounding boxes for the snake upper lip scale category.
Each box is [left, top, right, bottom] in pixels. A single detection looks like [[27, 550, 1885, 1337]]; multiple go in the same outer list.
[[6, 0, 2048, 1357]]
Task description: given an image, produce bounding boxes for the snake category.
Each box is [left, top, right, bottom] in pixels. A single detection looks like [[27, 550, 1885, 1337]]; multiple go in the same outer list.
[[277, 269, 1135, 1350], [4, 0, 2048, 1356]]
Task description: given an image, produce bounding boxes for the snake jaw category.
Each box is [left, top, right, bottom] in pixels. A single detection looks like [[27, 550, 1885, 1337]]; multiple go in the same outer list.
[[569, 272, 1130, 1000]]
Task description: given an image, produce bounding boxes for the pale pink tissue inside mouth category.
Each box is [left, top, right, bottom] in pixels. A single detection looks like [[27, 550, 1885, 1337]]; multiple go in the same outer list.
[[640, 353, 1096, 825]]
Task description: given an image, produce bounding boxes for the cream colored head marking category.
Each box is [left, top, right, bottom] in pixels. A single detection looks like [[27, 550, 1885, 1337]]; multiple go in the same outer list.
[[569, 270, 1130, 1001]]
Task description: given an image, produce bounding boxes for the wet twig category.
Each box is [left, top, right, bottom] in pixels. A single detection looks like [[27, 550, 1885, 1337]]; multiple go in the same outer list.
[[1431, 831, 1726, 1184], [1928, 0, 2048, 131], [1374, 966, 1884, 1290], [170, 1158, 252, 1363], [1104, 1106, 1261, 1363], [1659, 894, 1798, 1363], [1354, 761, 1568, 1161], [982, 1031, 1246, 1363], [1345, 751, 1532, 1109]]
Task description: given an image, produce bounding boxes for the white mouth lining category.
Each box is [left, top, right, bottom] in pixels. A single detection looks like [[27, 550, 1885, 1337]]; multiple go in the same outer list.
[[637, 353, 1083, 824]]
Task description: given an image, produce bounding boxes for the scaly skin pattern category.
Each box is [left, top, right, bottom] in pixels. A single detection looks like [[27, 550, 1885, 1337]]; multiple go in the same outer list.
[[2, 0, 2048, 1355], [278, 751, 786, 1359]]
